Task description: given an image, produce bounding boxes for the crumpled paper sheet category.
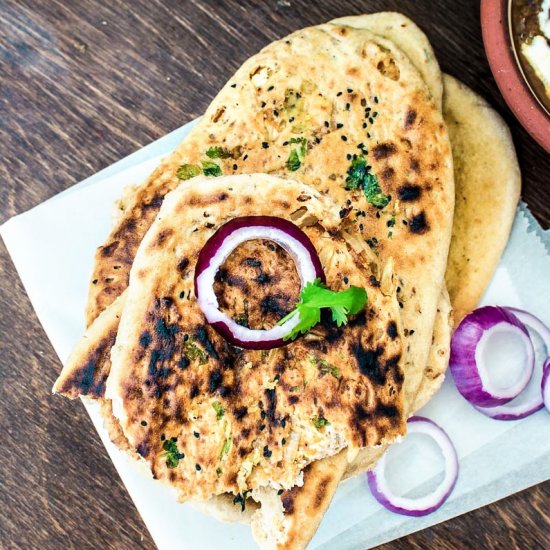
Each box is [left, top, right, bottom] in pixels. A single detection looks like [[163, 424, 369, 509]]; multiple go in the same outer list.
[[2, 118, 549, 550]]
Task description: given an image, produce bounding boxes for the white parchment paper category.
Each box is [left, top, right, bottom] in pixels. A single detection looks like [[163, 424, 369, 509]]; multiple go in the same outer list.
[[2, 118, 549, 550]]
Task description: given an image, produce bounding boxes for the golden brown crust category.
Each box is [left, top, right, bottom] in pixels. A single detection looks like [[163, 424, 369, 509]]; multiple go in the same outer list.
[[443, 74, 520, 325]]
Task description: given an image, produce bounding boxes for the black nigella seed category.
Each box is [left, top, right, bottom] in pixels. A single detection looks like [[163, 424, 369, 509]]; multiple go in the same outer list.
[[273, 110, 278, 117], [337, 91, 343, 96], [281, 438, 286, 445], [193, 431, 200, 438], [232, 164, 237, 170], [373, 112, 378, 117], [261, 101, 266, 108], [267, 85, 274, 91], [243, 154, 248, 160], [336, 122, 344, 129], [281, 418, 286, 428], [343, 276, 349, 284], [367, 133, 371, 139], [346, 153, 352, 160], [196, 464, 201, 471], [262, 142, 269, 148], [289, 116, 294, 122], [341, 135, 347, 141], [345, 102, 351, 110], [374, 96, 379, 103], [171, 436, 177, 442], [324, 120, 329, 128], [141, 420, 147, 426], [357, 143, 364, 149], [369, 117, 374, 124], [278, 489, 284, 495], [362, 122, 367, 129], [283, 140, 289, 146], [230, 83, 236, 88], [259, 424, 266, 431], [160, 434, 166, 441], [347, 88, 353, 93], [263, 445, 272, 458]]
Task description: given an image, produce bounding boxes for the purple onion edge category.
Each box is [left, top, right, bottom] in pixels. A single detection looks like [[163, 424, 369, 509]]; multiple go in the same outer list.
[[542, 359, 550, 413], [366, 416, 458, 517], [449, 306, 530, 407], [194, 216, 325, 349]]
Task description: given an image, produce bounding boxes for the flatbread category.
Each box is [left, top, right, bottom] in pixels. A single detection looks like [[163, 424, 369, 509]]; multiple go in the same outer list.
[[330, 12, 443, 111], [106, 174, 405, 502], [443, 74, 521, 324], [56, 19, 454, 549]]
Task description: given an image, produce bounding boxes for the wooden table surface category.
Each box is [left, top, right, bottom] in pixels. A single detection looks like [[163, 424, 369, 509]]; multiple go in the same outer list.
[[1, 1, 549, 548]]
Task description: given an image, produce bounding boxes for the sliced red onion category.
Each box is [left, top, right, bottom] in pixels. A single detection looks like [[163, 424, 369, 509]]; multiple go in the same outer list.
[[475, 308, 550, 420], [194, 216, 324, 349], [542, 359, 550, 414], [367, 416, 458, 516], [450, 306, 534, 407]]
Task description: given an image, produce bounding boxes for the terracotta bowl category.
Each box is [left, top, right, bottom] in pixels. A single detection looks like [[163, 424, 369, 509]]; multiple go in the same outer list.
[[481, 0, 550, 152]]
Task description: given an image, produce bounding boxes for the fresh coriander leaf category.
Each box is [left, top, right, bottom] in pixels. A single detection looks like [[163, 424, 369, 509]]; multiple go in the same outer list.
[[219, 436, 232, 459], [177, 163, 201, 180], [277, 279, 367, 340], [345, 156, 390, 208], [212, 401, 225, 420], [202, 160, 223, 177], [313, 417, 330, 429]]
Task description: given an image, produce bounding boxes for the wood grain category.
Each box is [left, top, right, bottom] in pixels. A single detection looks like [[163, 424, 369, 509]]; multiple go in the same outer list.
[[1, 0, 549, 549]]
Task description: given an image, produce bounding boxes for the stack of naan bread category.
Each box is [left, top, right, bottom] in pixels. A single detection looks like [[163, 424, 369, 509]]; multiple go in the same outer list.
[[54, 13, 520, 549]]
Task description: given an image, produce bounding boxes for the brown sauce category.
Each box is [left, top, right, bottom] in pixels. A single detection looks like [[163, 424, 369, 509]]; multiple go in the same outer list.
[[510, 0, 550, 114]]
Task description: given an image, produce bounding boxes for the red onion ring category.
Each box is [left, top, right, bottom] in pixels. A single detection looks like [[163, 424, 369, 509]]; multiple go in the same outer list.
[[542, 358, 550, 414], [367, 416, 458, 517], [475, 308, 550, 420], [449, 306, 534, 407], [194, 216, 324, 349]]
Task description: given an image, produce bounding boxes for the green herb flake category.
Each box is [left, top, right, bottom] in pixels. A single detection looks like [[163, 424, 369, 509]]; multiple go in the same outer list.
[[345, 156, 390, 208], [277, 278, 367, 341], [313, 417, 331, 429], [219, 436, 232, 459], [205, 146, 233, 159], [176, 163, 201, 180], [309, 354, 341, 379], [235, 299, 249, 328], [212, 401, 225, 420], [161, 439, 185, 469], [285, 137, 307, 172], [184, 337, 208, 364], [201, 160, 223, 177]]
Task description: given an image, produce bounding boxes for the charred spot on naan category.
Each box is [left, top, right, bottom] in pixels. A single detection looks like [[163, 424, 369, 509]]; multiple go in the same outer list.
[[55, 327, 116, 398], [213, 239, 301, 330]]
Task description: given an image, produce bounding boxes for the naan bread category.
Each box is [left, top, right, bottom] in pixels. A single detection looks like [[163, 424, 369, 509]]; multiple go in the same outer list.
[[56, 19, 454, 549], [330, 12, 443, 111], [106, 175, 405, 503], [443, 74, 521, 325]]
